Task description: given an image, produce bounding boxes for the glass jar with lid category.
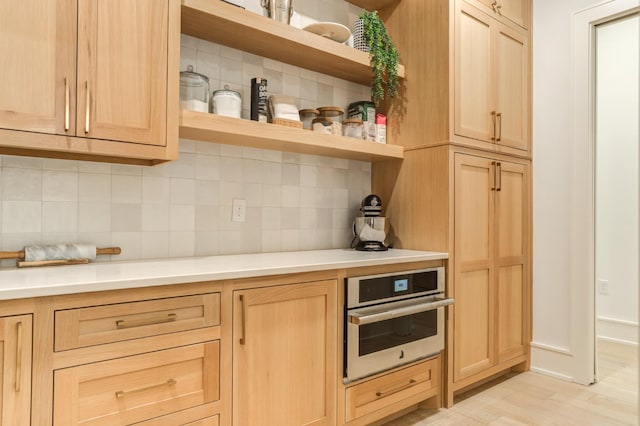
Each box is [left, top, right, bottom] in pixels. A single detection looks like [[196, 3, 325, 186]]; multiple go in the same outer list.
[[180, 65, 210, 113], [212, 85, 242, 118]]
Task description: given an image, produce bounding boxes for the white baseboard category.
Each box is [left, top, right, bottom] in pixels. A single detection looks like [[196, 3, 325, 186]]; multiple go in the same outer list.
[[529, 366, 573, 382], [530, 342, 594, 385], [597, 316, 638, 345]]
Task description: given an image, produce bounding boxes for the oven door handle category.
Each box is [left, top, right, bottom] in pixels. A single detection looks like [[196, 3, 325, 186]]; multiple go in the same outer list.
[[348, 297, 455, 325]]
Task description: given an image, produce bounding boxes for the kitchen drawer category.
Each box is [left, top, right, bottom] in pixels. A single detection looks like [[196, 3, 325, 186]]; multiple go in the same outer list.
[[183, 415, 219, 426], [54, 341, 220, 425], [345, 358, 437, 422], [55, 293, 220, 351]]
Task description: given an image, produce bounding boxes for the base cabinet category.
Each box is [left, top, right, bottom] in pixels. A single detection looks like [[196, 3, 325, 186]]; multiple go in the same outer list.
[[344, 357, 440, 425], [0, 315, 32, 426], [233, 280, 337, 426], [53, 342, 219, 425]]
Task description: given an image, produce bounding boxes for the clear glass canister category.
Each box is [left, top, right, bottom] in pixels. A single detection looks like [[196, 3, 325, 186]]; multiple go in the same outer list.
[[299, 109, 319, 130], [212, 85, 242, 118], [180, 65, 210, 113], [317, 106, 344, 123], [343, 118, 364, 139]]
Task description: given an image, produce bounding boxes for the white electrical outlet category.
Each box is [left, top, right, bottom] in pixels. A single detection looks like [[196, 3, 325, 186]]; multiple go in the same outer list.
[[232, 198, 246, 222], [598, 279, 609, 295]]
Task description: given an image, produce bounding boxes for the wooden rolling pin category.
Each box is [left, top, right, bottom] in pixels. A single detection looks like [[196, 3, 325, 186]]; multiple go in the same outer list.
[[0, 244, 121, 268]]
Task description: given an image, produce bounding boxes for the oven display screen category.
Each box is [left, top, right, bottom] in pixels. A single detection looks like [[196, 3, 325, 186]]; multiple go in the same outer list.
[[394, 278, 408, 292]]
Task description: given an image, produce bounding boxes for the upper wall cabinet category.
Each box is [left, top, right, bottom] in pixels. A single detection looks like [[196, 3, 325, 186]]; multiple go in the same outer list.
[[465, 0, 530, 30], [455, 3, 528, 152], [380, 0, 530, 157], [0, 0, 179, 165]]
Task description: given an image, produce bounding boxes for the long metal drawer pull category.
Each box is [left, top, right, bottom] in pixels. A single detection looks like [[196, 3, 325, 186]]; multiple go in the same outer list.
[[376, 379, 417, 398], [491, 161, 497, 191], [115, 313, 177, 329], [15, 321, 23, 393], [497, 162, 502, 191], [491, 111, 497, 141], [115, 378, 176, 398], [84, 81, 90, 134], [496, 112, 502, 142], [349, 297, 454, 325], [239, 295, 246, 345], [64, 78, 70, 131]]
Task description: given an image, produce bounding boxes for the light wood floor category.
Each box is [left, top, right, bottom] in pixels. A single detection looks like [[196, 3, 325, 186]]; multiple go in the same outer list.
[[385, 341, 638, 425]]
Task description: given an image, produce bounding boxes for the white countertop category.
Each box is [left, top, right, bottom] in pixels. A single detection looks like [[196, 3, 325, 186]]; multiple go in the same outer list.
[[0, 249, 448, 300]]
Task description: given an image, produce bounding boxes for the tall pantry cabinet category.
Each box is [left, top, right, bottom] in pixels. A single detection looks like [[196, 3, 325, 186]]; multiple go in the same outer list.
[[372, 0, 532, 406]]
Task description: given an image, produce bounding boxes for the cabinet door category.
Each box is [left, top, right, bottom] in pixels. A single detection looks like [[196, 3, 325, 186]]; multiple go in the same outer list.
[[464, 0, 530, 30], [0, 315, 32, 426], [495, 24, 528, 151], [495, 161, 529, 362], [0, 0, 76, 135], [77, 0, 168, 145], [455, 5, 494, 143], [453, 154, 495, 382], [233, 281, 337, 426], [497, 0, 529, 30]]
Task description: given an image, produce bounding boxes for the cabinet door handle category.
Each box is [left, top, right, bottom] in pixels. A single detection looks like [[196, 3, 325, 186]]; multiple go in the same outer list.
[[64, 78, 70, 131], [497, 162, 502, 191], [491, 161, 497, 191], [115, 313, 177, 329], [239, 294, 246, 345], [496, 2, 502, 15], [15, 321, 23, 393], [491, 1, 498, 12], [84, 81, 90, 134], [496, 112, 502, 142], [375, 379, 417, 398], [491, 111, 497, 141], [115, 378, 176, 398]]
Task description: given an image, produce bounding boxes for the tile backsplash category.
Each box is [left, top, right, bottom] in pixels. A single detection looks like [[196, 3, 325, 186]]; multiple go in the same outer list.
[[0, 144, 371, 266], [0, 0, 376, 267]]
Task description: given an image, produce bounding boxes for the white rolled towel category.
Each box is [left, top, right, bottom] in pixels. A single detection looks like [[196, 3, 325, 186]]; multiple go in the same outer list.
[[24, 244, 97, 261]]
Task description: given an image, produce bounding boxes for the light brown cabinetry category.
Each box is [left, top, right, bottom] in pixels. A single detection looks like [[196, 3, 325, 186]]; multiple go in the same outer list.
[[233, 280, 337, 426], [453, 153, 529, 383], [465, 0, 530, 29], [46, 288, 222, 426], [0, 0, 179, 165], [0, 314, 32, 426], [380, 0, 530, 156], [372, 146, 531, 405], [455, 3, 528, 151], [54, 342, 219, 425], [344, 357, 440, 425]]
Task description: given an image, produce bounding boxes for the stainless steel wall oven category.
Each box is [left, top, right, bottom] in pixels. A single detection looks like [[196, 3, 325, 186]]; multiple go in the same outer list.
[[344, 267, 453, 382]]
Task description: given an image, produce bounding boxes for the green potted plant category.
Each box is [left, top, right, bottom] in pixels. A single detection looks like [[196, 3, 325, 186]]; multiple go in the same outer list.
[[354, 10, 399, 106]]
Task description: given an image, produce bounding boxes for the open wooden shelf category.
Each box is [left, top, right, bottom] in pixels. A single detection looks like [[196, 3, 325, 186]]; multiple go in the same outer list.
[[345, 0, 401, 11], [180, 0, 405, 86], [179, 110, 404, 162]]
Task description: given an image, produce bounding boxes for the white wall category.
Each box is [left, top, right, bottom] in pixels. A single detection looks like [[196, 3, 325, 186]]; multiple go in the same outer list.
[[532, 0, 597, 357], [533, 0, 639, 381], [595, 14, 639, 345]]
